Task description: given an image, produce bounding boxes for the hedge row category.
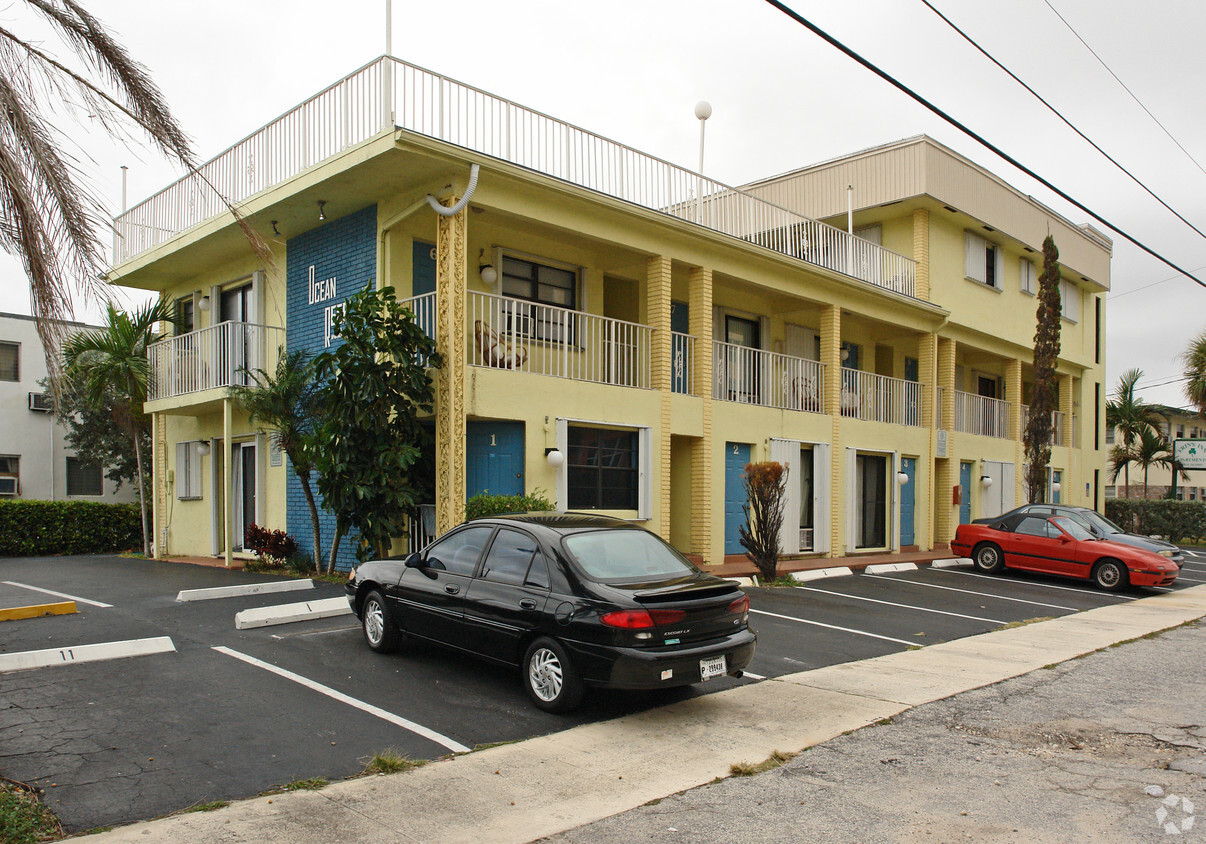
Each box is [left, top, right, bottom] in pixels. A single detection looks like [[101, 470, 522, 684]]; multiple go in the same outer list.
[[1104, 498, 1206, 544], [464, 490, 554, 521], [0, 500, 143, 557]]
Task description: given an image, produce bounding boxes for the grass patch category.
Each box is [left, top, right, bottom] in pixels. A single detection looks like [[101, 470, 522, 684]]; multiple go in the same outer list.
[[767, 575, 799, 588], [275, 777, 327, 793], [470, 739, 521, 753], [359, 749, 426, 776], [0, 778, 62, 844], [996, 616, 1054, 630], [729, 749, 796, 777], [182, 800, 228, 813]]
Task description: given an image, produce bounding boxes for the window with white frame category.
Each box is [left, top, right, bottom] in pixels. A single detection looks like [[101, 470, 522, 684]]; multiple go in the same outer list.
[[566, 425, 639, 510], [1104, 485, 1117, 499], [176, 441, 203, 500], [500, 255, 577, 310], [964, 232, 1002, 289], [0, 455, 18, 496], [0, 342, 17, 382], [1060, 279, 1080, 322], [1020, 258, 1037, 294], [66, 457, 103, 496]]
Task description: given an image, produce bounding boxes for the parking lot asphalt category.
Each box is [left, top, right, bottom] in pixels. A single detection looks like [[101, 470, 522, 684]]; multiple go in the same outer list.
[[1, 550, 1203, 834]]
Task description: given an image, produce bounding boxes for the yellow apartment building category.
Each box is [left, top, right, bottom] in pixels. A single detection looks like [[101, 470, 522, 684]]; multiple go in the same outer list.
[[108, 57, 1110, 570]]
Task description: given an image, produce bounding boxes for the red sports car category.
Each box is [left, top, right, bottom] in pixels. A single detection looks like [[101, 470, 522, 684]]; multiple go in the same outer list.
[[952, 514, 1180, 592]]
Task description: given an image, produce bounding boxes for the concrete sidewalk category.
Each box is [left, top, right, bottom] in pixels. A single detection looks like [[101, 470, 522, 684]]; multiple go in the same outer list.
[[89, 585, 1206, 843]]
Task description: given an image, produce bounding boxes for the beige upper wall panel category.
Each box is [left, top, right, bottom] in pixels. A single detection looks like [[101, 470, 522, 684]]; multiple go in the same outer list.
[[743, 136, 1110, 290]]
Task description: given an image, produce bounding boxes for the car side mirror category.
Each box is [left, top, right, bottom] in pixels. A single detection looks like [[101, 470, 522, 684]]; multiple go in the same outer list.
[[1058, 534, 1072, 543], [404, 552, 424, 568]]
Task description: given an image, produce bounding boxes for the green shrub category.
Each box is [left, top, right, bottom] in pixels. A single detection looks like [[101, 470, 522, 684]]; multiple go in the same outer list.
[[464, 489, 554, 521], [1105, 498, 1206, 544], [0, 500, 142, 557]]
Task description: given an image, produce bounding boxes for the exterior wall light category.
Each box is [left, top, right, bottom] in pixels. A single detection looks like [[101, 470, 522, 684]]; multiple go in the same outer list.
[[197, 441, 211, 457], [479, 249, 497, 285], [545, 448, 564, 468], [1051, 482, 1061, 493], [318, 200, 326, 221], [896, 472, 909, 485], [980, 475, 993, 488], [197, 295, 211, 312]]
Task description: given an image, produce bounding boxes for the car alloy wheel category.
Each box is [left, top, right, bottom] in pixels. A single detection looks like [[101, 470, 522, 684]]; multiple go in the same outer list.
[[361, 590, 400, 653], [1093, 560, 1126, 592], [528, 647, 563, 702], [522, 637, 583, 713], [973, 543, 1004, 573]]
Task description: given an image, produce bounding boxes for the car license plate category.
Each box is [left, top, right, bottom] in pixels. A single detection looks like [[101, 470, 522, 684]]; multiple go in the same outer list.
[[699, 654, 726, 681]]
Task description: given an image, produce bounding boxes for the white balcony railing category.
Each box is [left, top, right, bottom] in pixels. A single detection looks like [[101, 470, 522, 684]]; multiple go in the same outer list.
[[400, 291, 438, 344], [468, 292, 651, 388], [112, 57, 916, 299], [1020, 405, 1071, 446], [955, 390, 1010, 439], [148, 322, 284, 401], [672, 331, 695, 396], [840, 370, 923, 426], [712, 342, 826, 413]]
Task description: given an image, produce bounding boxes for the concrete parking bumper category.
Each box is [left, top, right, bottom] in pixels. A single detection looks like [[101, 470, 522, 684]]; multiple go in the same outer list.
[[92, 584, 1206, 844]]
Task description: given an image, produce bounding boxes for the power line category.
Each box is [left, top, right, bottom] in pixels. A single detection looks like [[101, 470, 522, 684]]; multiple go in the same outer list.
[[919, 0, 1206, 243], [1108, 265, 1206, 300], [1135, 374, 1189, 392], [759, 0, 1205, 289], [1042, 0, 1206, 180]]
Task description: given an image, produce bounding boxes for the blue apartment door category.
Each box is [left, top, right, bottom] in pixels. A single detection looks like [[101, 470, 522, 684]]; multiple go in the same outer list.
[[959, 461, 973, 525], [899, 457, 916, 546], [467, 422, 524, 499], [724, 443, 752, 555], [413, 241, 437, 296]]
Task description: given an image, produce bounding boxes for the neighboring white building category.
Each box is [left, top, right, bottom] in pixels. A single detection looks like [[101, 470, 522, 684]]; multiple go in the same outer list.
[[0, 312, 139, 503]]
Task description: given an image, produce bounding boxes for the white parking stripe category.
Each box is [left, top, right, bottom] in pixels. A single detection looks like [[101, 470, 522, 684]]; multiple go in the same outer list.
[[749, 608, 918, 647], [741, 671, 767, 680], [212, 646, 470, 753], [793, 585, 1006, 624], [0, 637, 174, 673], [1174, 575, 1206, 584], [937, 569, 1136, 599], [862, 574, 1077, 611], [3, 581, 112, 608]]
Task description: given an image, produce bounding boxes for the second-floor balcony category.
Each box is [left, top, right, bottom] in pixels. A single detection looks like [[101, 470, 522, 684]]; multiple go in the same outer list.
[[953, 390, 1011, 439], [1021, 405, 1074, 447], [712, 342, 826, 413], [148, 322, 284, 403], [840, 369, 923, 426]]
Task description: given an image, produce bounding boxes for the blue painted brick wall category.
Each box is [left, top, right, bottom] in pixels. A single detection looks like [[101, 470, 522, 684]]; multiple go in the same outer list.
[[285, 204, 376, 571]]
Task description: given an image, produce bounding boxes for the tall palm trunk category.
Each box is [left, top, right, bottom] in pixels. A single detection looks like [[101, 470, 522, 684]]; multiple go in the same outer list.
[[327, 526, 345, 575]]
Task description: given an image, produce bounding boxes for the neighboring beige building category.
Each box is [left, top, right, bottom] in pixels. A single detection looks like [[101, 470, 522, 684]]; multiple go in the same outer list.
[[106, 58, 1110, 569], [0, 312, 139, 503], [1107, 404, 1206, 500]]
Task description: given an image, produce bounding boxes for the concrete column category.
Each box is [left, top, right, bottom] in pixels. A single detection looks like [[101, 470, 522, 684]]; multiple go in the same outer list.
[[435, 200, 467, 534], [913, 209, 931, 301], [937, 338, 956, 432], [647, 256, 673, 540], [1060, 373, 1074, 448], [153, 412, 165, 559], [223, 397, 233, 568], [918, 334, 936, 432], [820, 305, 842, 556], [688, 266, 714, 563], [935, 338, 957, 547]]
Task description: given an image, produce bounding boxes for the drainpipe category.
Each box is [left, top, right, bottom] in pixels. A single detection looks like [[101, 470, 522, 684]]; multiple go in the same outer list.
[[376, 164, 482, 289]]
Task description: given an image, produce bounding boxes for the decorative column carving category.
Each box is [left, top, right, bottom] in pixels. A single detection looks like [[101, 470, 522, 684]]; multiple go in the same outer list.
[[435, 200, 468, 534]]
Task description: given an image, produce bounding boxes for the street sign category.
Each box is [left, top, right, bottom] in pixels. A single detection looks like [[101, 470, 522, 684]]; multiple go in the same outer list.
[[1174, 439, 1206, 472]]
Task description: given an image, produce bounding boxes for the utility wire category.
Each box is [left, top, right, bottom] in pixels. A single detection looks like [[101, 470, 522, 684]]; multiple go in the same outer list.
[[1042, 0, 1206, 179], [920, 0, 1206, 243], [1108, 265, 1206, 300], [759, 0, 1205, 289]]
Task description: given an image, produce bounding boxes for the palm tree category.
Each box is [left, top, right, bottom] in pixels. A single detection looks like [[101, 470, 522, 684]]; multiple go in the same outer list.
[[1182, 329, 1206, 419], [1105, 369, 1160, 497], [230, 351, 323, 570], [1113, 428, 1183, 500], [1, 2, 267, 362], [62, 300, 176, 554], [0, 2, 194, 356]]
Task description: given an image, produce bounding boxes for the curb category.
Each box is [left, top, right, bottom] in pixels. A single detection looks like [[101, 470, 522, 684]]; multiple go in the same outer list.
[[929, 558, 971, 568], [864, 562, 919, 574], [233, 597, 351, 630], [0, 601, 76, 622], [790, 567, 854, 582], [177, 580, 315, 603]]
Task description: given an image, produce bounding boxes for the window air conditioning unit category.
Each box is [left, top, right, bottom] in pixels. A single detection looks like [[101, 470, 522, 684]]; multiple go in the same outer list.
[[28, 391, 53, 412], [0, 477, 16, 496]]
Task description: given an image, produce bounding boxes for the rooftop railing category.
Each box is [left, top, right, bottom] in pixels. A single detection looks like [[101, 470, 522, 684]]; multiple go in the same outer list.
[[113, 57, 916, 298]]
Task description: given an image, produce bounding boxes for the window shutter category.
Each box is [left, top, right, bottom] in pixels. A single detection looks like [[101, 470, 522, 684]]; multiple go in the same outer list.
[[992, 245, 1003, 289], [1019, 258, 1035, 294], [191, 443, 202, 498], [964, 232, 986, 283], [176, 443, 187, 500]]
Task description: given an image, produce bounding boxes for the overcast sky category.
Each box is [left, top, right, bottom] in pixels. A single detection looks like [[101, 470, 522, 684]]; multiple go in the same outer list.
[[2, 0, 1203, 408]]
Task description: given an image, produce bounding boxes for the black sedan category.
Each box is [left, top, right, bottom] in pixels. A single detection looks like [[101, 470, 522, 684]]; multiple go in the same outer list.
[[345, 512, 756, 712], [974, 504, 1185, 567]]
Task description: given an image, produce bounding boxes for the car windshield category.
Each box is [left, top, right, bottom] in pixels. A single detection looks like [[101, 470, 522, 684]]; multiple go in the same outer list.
[[1074, 509, 1123, 536], [561, 529, 698, 582], [1050, 516, 1094, 541]]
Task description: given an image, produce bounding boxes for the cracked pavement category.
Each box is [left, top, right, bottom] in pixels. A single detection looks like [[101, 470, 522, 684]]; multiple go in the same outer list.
[[545, 620, 1206, 843]]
